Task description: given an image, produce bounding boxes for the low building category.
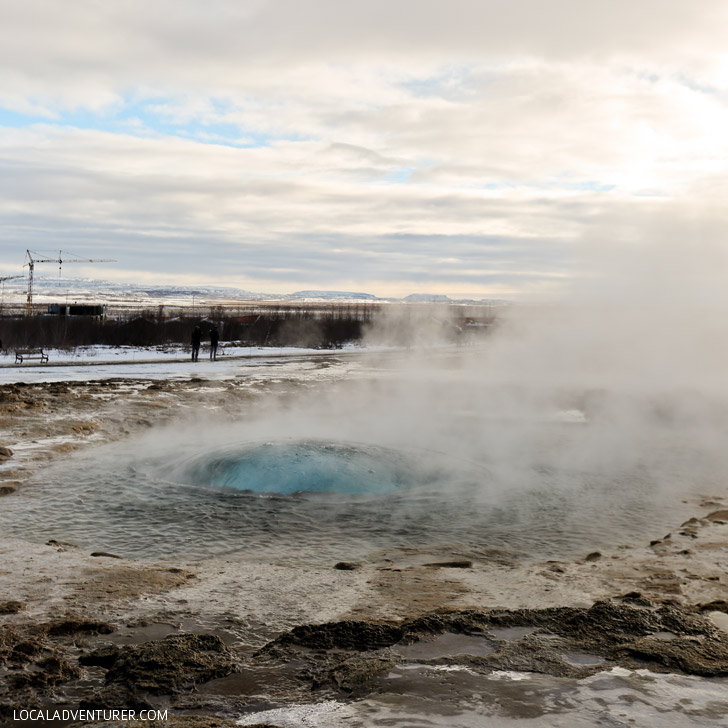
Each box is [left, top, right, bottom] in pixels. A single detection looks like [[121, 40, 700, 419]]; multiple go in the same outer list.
[[47, 303, 105, 317]]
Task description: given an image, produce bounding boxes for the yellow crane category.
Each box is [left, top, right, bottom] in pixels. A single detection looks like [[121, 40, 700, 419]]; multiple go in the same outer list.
[[24, 249, 115, 315]]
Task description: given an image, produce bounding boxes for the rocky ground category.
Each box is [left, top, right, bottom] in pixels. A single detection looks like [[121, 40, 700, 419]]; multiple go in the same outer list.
[[1, 376, 728, 726]]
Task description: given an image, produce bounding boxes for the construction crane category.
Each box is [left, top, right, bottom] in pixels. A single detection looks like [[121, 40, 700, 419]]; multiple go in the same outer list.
[[23, 249, 115, 315]]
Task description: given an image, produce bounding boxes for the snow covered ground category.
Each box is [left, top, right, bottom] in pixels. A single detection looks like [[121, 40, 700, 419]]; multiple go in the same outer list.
[[0, 343, 366, 383]]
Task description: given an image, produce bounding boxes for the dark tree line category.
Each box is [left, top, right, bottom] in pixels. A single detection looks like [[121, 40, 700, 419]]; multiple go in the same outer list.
[[0, 309, 369, 351]]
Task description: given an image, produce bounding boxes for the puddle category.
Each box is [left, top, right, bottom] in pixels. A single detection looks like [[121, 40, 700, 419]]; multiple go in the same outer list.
[[649, 631, 680, 641], [392, 632, 496, 659], [239, 668, 728, 727], [108, 622, 180, 645], [202, 659, 309, 698], [708, 611, 728, 634], [489, 626, 538, 641], [107, 618, 214, 646], [560, 651, 605, 666]]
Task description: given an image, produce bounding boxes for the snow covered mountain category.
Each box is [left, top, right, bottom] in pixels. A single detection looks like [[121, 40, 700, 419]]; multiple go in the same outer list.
[[0, 276, 506, 307]]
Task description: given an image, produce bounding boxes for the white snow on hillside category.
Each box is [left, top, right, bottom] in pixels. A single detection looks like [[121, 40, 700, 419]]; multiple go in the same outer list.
[[0, 276, 506, 307]]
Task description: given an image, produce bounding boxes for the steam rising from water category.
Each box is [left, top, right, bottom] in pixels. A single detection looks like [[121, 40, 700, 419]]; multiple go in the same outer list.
[[0, 410, 719, 562], [4, 224, 728, 562]]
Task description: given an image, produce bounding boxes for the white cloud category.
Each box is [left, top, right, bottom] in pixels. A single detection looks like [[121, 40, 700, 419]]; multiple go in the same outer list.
[[0, 1, 727, 296]]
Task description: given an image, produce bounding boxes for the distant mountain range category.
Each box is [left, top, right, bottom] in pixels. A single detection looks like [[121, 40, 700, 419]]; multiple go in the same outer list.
[[289, 290, 378, 301], [0, 276, 508, 306]]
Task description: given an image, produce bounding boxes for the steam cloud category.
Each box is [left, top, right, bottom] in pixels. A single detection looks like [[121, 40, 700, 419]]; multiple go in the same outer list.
[[74, 215, 728, 559]]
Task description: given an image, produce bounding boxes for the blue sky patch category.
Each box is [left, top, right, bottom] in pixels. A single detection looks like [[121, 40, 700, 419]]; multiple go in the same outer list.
[[0, 97, 299, 149]]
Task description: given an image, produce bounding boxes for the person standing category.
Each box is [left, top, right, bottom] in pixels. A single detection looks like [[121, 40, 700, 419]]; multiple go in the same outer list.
[[210, 325, 220, 361], [191, 325, 201, 361]]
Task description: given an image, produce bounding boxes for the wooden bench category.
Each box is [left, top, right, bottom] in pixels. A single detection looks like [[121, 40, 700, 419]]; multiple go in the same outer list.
[[15, 348, 49, 364]]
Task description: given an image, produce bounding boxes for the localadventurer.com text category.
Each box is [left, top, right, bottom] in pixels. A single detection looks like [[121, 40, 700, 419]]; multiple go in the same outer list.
[[13, 709, 168, 722]]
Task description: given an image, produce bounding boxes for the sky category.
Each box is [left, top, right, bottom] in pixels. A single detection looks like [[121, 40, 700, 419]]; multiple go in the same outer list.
[[1, 0, 728, 299]]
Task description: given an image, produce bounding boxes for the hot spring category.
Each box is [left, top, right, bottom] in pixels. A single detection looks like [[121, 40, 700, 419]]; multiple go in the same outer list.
[[178, 441, 418, 496], [0, 423, 716, 564]]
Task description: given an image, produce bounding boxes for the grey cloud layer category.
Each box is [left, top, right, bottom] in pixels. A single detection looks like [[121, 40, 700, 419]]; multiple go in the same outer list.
[[3, 1, 725, 76], [1, 1, 727, 295], [0, 127, 581, 294]]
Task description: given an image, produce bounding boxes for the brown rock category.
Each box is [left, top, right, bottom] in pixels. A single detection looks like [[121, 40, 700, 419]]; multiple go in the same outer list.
[[52, 442, 77, 453], [46, 539, 77, 548], [79, 644, 122, 668], [44, 618, 114, 637], [706, 510, 728, 523], [698, 600, 728, 613], [13, 655, 80, 688], [681, 517, 700, 526], [0, 601, 25, 614], [105, 633, 237, 694], [10, 638, 44, 662]]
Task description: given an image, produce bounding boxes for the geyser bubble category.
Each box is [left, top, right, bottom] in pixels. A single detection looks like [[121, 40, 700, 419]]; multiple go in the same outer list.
[[176, 440, 420, 496]]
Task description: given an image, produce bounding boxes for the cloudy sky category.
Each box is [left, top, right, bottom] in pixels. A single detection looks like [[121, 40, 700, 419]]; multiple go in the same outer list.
[[1, 1, 727, 298]]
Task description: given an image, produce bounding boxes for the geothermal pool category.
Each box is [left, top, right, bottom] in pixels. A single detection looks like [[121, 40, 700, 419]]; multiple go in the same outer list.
[[180, 440, 419, 495], [0, 432, 715, 563], [3, 371, 728, 728]]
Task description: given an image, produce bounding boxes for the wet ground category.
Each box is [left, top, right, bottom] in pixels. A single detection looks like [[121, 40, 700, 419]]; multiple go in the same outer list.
[[1, 351, 728, 725]]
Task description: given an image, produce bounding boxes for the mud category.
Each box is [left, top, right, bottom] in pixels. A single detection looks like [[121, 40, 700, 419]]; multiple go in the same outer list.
[[81, 634, 238, 710], [5, 595, 727, 724], [257, 599, 728, 699]]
